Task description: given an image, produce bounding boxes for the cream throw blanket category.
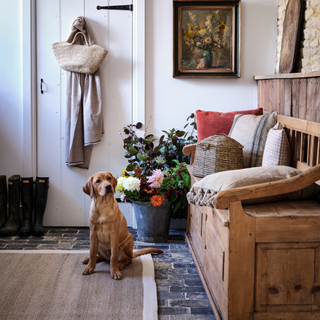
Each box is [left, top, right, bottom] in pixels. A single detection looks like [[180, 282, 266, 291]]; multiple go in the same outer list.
[[187, 166, 320, 207], [65, 17, 104, 169]]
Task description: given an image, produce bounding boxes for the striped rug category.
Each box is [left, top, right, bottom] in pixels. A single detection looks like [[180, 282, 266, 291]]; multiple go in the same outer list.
[[0, 250, 157, 320]]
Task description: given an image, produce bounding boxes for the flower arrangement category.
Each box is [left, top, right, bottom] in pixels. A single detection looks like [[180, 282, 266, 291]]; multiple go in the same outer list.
[[117, 114, 196, 212], [184, 11, 228, 52], [116, 161, 191, 211]]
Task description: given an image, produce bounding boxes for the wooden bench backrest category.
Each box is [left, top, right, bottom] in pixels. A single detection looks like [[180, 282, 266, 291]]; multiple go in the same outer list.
[[278, 114, 320, 172]]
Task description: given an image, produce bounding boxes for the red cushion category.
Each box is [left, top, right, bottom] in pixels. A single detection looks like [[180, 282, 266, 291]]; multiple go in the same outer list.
[[196, 108, 263, 141]]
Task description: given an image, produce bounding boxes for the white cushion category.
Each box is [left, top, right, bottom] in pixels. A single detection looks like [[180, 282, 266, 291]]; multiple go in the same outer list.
[[262, 122, 291, 166]]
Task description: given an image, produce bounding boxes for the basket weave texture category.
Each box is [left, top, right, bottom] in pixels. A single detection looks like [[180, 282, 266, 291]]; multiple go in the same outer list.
[[51, 32, 108, 75], [193, 135, 244, 178]]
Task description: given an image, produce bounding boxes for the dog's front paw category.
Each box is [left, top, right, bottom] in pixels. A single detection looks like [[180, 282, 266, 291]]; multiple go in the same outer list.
[[82, 257, 90, 264], [111, 269, 122, 280], [82, 266, 94, 275]]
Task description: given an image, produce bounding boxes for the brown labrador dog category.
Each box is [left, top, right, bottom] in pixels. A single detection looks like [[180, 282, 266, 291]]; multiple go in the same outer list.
[[82, 171, 163, 279]]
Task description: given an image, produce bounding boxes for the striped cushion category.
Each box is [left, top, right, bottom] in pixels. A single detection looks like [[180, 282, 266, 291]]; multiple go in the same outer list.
[[229, 112, 277, 167], [262, 122, 291, 166]]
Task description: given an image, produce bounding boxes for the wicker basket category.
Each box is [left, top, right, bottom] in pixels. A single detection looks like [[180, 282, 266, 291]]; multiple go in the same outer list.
[[193, 135, 244, 178]]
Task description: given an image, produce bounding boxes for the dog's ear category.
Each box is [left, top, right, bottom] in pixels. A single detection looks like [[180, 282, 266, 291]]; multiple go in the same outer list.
[[83, 176, 94, 199], [110, 174, 117, 192]]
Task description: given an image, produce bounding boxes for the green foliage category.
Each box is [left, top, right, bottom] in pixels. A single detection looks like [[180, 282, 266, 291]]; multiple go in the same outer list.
[[119, 114, 198, 210], [121, 113, 197, 177]]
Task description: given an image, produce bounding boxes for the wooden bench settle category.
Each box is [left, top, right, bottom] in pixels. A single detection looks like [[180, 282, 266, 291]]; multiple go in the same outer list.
[[183, 114, 320, 320]]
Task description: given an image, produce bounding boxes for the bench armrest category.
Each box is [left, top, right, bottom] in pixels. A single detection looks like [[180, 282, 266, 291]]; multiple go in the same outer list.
[[215, 164, 320, 209], [183, 144, 196, 164]]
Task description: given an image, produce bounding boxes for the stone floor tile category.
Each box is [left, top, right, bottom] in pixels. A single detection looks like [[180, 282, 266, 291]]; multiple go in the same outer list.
[[190, 308, 214, 315], [168, 299, 211, 308], [159, 307, 190, 315]]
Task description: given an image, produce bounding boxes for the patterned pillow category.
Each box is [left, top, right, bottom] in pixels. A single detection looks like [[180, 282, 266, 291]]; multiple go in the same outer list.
[[262, 122, 291, 166], [228, 112, 277, 167]]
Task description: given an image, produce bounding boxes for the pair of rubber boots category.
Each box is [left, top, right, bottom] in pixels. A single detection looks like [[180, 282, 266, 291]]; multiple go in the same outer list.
[[0, 175, 49, 237]]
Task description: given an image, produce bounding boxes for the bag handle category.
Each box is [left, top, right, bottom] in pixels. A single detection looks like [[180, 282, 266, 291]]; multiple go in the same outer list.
[[70, 32, 90, 46]]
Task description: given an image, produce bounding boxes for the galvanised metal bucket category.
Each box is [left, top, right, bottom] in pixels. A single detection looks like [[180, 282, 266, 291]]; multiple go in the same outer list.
[[132, 201, 172, 243]]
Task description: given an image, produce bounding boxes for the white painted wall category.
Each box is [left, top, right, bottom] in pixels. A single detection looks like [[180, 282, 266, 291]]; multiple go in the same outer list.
[[0, 0, 278, 227], [145, 0, 278, 138], [0, 0, 24, 178]]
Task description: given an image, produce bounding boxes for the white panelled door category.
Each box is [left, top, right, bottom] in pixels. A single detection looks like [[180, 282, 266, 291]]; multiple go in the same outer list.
[[36, 0, 134, 226]]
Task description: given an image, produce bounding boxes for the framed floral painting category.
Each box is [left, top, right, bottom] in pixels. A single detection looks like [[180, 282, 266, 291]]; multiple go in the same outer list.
[[173, 0, 241, 78]]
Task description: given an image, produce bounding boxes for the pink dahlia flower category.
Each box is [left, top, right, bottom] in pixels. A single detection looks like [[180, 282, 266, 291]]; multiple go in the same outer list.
[[147, 169, 164, 188]]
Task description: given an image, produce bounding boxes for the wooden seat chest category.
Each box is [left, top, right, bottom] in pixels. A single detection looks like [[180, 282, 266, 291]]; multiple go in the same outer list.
[[183, 114, 320, 320]]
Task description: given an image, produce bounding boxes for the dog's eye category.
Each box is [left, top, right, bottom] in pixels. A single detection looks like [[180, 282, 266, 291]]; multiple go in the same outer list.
[[107, 177, 111, 181], [96, 179, 101, 183]]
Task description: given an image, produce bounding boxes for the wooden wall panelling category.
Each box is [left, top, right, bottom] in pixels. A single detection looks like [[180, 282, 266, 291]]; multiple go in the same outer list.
[[259, 80, 268, 111], [284, 79, 292, 116], [299, 78, 307, 120], [270, 80, 279, 113], [257, 81, 262, 109], [265, 80, 274, 113], [278, 79, 285, 115], [264, 80, 270, 112], [292, 79, 300, 118], [255, 75, 320, 121], [273, 80, 280, 114], [306, 78, 318, 122]]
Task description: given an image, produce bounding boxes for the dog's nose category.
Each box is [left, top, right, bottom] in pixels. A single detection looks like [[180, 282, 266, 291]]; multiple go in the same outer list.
[[105, 184, 112, 190]]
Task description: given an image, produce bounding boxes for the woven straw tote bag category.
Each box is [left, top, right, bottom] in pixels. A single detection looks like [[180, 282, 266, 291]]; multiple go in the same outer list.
[[51, 32, 108, 74]]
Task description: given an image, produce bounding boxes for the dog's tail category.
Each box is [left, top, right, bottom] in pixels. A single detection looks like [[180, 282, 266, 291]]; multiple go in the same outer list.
[[133, 248, 163, 258]]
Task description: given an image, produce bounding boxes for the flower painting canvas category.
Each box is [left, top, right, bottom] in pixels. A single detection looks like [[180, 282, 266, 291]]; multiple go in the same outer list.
[[173, 1, 241, 78], [182, 9, 232, 70]]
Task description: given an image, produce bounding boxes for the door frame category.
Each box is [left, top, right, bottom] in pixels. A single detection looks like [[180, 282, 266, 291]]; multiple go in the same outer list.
[[22, 0, 146, 177]]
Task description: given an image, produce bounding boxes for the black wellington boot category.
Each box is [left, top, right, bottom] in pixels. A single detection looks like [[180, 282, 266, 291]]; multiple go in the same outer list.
[[0, 176, 7, 229], [0, 175, 21, 236], [33, 177, 49, 237], [19, 177, 34, 237]]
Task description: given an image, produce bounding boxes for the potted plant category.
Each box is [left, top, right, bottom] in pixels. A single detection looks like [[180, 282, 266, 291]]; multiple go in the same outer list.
[[117, 115, 196, 242]]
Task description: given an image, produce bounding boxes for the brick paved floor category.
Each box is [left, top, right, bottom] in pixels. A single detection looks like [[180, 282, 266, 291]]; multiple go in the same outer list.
[[0, 227, 215, 320]]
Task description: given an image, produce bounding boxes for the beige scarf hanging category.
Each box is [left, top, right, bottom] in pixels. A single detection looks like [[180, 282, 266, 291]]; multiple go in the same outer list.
[[65, 16, 104, 169]]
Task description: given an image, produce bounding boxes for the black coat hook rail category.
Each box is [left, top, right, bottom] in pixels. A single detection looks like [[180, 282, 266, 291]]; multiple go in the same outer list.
[[97, 5, 133, 11]]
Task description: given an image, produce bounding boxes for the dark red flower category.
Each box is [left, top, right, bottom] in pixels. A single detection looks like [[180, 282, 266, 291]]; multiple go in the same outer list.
[[166, 187, 174, 197]]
